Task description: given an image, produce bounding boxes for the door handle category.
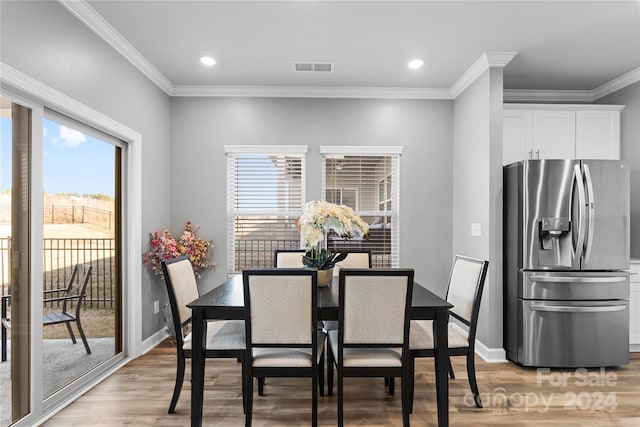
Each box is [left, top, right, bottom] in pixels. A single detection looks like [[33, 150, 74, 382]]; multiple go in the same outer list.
[[535, 149, 540, 159], [583, 164, 595, 264], [528, 149, 533, 159], [529, 275, 627, 283], [572, 165, 586, 263], [530, 304, 627, 313]]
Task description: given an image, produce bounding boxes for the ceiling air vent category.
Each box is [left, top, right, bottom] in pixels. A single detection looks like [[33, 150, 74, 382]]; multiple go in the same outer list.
[[293, 61, 334, 73]]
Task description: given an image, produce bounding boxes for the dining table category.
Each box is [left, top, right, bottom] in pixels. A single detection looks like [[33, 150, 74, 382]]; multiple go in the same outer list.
[[187, 274, 453, 427]]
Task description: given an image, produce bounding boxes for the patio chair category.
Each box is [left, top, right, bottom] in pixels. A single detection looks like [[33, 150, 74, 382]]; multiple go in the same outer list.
[[161, 255, 246, 414], [1, 263, 93, 362]]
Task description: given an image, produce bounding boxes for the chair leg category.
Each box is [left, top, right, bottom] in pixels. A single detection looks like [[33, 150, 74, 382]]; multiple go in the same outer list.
[[65, 321, 77, 344], [312, 364, 318, 427], [245, 370, 254, 427], [319, 351, 325, 397], [408, 356, 416, 414], [384, 377, 389, 387], [241, 354, 247, 414], [75, 319, 91, 355], [466, 352, 482, 408], [337, 372, 344, 427], [327, 346, 334, 396], [448, 357, 455, 379], [401, 372, 410, 427], [389, 377, 395, 396], [1, 299, 7, 362], [168, 356, 185, 413], [258, 377, 265, 395]]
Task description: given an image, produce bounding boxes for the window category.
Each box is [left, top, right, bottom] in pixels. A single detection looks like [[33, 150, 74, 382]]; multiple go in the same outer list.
[[226, 146, 307, 274], [321, 146, 402, 267]]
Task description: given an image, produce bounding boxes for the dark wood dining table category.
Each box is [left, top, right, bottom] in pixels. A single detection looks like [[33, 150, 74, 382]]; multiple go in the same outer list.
[[187, 275, 453, 427]]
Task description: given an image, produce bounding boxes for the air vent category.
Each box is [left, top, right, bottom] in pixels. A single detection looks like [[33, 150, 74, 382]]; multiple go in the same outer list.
[[293, 61, 334, 73]]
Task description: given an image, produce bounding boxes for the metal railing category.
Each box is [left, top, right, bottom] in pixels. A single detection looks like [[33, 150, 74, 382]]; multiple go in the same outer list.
[[1, 237, 116, 309]]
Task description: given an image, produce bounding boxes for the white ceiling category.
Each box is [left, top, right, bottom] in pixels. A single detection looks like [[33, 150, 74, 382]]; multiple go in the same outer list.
[[82, 0, 639, 97]]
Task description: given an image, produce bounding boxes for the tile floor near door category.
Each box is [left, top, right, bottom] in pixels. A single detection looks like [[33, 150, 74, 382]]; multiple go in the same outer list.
[[44, 341, 640, 426]]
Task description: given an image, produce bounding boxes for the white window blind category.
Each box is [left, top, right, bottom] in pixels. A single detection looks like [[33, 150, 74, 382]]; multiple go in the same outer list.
[[226, 146, 307, 274], [321, 147, 402, 268]]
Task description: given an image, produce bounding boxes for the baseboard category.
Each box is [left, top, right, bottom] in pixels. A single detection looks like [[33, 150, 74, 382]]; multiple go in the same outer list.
[[630, 343, 640, 353], [141, 327, 169, 354], [449, 322, 507, 363]]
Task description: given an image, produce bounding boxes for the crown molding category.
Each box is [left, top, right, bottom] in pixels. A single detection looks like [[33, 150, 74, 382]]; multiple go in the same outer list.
[[593, 67, 640, 100], [172, 85, 453, 99], [450, 51, 518, 99], [503, 89, 594, 103], [58, 0, 174, 95]]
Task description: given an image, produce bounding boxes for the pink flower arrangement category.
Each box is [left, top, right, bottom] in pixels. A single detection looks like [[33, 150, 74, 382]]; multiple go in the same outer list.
[[143, 221, 215, 278]]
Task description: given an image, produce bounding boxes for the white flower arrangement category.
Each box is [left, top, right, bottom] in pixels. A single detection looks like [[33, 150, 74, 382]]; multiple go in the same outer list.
[[299, 200, 369, 256]]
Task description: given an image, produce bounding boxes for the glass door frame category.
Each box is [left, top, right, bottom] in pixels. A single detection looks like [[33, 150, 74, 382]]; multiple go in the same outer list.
[[1, 67, 143, 426]]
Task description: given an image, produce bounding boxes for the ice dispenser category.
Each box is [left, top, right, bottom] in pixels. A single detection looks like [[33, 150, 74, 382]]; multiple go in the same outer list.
[[538, 217, 571, 266]]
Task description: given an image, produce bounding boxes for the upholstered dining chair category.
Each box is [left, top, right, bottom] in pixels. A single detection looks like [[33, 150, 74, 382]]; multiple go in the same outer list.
[[161, 255, 246, 414], [273, 249, 306, 268], [242, 268, 325, 427], [323, 250, 372, 334], [327, 268, 414, 427], [332, 250, 372, 275], [408, 255, 489, 409]]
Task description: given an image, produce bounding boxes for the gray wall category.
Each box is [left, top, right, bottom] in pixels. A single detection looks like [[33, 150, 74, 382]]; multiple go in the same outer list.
[[169, 97, 455, 296], [1, 1, 172, 340], [452, 68, 504, 350], [596, 82, 640, 259]]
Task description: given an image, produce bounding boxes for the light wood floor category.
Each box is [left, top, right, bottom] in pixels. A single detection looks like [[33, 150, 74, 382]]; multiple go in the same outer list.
[[44, 341, 640, 426]]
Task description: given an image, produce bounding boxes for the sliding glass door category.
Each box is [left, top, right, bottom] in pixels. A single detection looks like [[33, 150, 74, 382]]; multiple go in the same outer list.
[[41, 115, 122, 398], [0, 95, 124, 427], [0, 97, 32, 426]]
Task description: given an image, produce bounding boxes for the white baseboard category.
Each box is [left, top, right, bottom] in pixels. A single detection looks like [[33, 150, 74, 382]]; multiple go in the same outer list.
[[141, 327, 169, 355], [630, 343, 640, 353], [449, 322, 507, 363]]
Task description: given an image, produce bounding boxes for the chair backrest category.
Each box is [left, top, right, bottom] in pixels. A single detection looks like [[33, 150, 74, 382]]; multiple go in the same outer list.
[[243, 269, 317, 347], [161, 256, 199, 342], [446, 255, 489, 327], [274, 249, 306, 268], [65, 264, 93, 315], [339, 268, 414, 346], [333, 250, 372, 276]]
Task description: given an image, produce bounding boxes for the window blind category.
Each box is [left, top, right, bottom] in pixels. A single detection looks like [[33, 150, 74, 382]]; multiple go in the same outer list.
[[321, 147, 402, 268], [226, 146, 306, 274]]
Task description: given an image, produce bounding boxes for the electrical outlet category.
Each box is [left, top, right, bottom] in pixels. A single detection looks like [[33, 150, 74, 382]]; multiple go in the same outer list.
[[154, 300, 160, 314]]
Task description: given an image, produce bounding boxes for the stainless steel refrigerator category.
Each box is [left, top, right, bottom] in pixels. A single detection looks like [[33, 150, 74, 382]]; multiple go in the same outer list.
[[504, 159, 630, 367]]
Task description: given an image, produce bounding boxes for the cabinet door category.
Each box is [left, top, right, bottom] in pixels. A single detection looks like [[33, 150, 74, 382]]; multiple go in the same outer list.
[[503, 109, 532, 165], [575, 110, 620, 159], [532, 110, 576, 159]]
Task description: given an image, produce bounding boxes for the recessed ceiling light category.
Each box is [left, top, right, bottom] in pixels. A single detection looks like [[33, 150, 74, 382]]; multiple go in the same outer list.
[[408, 59, 424, 69], [200, 56, 216, 66]]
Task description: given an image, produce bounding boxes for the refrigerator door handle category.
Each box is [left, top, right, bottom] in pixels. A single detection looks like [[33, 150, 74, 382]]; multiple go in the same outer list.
[[572, 164, 587, 262], [530, 304, 627, 313], [529, 275, 627, 283], [583, 164, 595, 264]]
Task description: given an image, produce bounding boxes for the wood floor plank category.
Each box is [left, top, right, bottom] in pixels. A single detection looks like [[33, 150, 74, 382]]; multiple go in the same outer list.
[[43, 342, 640, 426]]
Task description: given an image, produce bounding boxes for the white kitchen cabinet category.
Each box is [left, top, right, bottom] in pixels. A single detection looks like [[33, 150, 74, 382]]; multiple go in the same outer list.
[[576, 110, 621, 159], [630, 259, 640, 352], [502, 104, 623, 165]]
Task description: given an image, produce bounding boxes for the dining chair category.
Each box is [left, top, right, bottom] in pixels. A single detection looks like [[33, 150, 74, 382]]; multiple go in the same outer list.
[[273, 249, 306, 268], [327, 268, 414, 427], [332, 250, 372, 275], [242, 268, 325, 427], [408, 255, 489, 409], [323, 250, 372, 333], [161, 255, 246, 414]]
